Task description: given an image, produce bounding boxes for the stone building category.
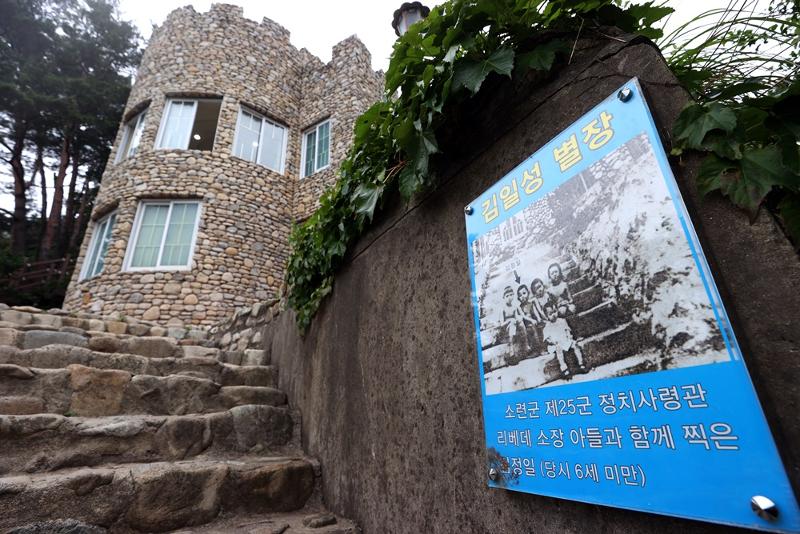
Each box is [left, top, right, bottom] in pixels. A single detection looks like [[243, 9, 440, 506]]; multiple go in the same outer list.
[[63, 3, 383, 327]]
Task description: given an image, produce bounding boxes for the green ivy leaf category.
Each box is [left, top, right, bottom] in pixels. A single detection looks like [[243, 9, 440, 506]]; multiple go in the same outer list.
[[398, 164, 419, 200], [443, 45, 459, 63], [740, 145, 797, 192], [671, 66, 713, 96], [778, 192, 800, 247], [674, 103, 737, 150], [700, 133, 742, 161], [765, 115, 800, 174], [697, 154, 737, 197], [719, 145, 793, 212], [627, 3, 675, 28], [453, 47, 515, 95], [353, 182, 382, 221], [394, 116, 415, 154], [516, 40, 568, 72], [735, 107, 771, 145]]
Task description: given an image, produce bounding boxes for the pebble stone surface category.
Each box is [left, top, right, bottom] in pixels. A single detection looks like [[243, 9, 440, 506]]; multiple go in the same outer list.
[[64, 4, 383, 327]]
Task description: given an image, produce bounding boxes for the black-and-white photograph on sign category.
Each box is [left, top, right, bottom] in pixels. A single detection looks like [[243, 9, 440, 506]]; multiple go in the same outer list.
[[472, 133, 730, 395]]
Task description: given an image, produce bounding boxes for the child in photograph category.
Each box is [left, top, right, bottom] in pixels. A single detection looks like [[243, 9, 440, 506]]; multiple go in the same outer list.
[[542, 301, 586, 378], [547, 262, 576, 317], [530, 278, 549, 322], [517, 284, 543, 350], [498, 285, 530, 362]]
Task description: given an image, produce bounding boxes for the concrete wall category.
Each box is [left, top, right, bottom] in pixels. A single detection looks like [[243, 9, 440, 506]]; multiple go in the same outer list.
[[64, 4, 382, 326], [264, 35, 800, 533]]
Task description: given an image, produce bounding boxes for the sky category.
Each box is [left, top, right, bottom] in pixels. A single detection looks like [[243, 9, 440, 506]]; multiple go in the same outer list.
[[118, 0, 446, 71], [0, 0, 747, 213], [116, 0, 727, 71]]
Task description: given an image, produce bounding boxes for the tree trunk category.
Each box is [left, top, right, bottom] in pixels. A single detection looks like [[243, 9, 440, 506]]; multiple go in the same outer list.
[[32, 143, 47, 223], [68, 177, 91, 253], [62, 146, 80, 257], [9, 123, 29, 256], [39, 135, 70, 260]]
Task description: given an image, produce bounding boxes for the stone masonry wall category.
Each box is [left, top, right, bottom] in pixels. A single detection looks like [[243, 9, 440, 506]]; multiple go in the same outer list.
[[294, 38, 385, 220], [208, 299, 281, 353], [64, 4, 383, 327]]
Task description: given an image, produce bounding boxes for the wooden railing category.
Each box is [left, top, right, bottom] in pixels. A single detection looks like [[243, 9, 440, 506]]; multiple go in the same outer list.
[[0, 256, 74, 294]]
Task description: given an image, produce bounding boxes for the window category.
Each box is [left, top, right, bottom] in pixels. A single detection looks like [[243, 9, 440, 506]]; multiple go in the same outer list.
[[155, 98, 222, 151], [80, 211, 117, 280], [125, 201, 201, 270], [116, 110, 147, 162], [301, 120, 330, 177], [232, 107, 287, 172]]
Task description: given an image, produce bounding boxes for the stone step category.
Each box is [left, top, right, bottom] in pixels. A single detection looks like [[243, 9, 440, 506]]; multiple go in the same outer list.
[[567, 273, 593, 293], [0, 345, 274, 386], [177, 507, 360, 533], [0, 457, 315, 532], [573, 283, 604, 311], [566, 300, 629, 339], [0, 328, 265, 364], [563, 264, 581, 282], [0, 405, 295, 476], [0, 364, 286, 416], [0, 305, 212, 344], [1, 327, 206, 356], [540, 321, 655, 381], [579, 320, 655, 368]]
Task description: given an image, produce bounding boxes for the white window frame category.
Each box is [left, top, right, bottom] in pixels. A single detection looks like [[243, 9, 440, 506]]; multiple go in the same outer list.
[[155, 99, 195, 149], [300, 119, 331, 178], [123, 200, 202, 272], [231, 106, 288, 173], [115, 109, 147, 163], [154, 98, 222, 150], [79, 210, 117, 280]]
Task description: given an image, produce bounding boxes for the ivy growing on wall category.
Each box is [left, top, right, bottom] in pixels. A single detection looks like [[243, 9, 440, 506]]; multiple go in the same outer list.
[[286, 0, 799, 330]]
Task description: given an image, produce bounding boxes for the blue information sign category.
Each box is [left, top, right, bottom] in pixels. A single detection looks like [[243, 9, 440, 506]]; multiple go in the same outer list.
[[464, 78, 799, 532]]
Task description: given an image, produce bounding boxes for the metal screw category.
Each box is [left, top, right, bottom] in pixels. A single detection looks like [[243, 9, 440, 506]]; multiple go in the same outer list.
[[751, 495, 779, 522], [617, 87, 633, 102], [464, 205, 474, 215], [488, 467, 499, 481]]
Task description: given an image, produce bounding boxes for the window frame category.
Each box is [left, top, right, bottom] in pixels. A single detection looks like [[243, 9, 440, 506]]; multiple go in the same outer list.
[[116, 109, 148, 163], [231, 106, 288, 173], [79, 210, 117, 280], [300, 119, 331, 178], [154, 98, 222, 151], [123, 200, 202, 272]]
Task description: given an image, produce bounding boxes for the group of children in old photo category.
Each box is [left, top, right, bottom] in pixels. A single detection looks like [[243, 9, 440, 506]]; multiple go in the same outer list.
[[498, 262, 586, 378]]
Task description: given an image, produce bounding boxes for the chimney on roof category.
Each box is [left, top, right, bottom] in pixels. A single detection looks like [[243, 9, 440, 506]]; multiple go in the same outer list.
[[392, 2, 430, 36]]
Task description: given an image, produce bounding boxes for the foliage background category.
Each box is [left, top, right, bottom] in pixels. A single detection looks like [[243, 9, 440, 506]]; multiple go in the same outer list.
[[0, 0, 141, 306]]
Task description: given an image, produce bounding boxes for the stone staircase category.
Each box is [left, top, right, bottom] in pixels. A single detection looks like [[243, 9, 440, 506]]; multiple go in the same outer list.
[[0, 304, 357, 533]]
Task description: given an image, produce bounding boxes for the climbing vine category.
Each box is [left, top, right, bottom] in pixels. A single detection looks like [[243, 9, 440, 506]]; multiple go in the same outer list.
[[286, 0, 799, 330]]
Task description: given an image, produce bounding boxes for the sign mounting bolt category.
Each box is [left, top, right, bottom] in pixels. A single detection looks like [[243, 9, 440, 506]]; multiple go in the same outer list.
[[465, 205, 474, 215], [618, 87, 633, 102], [751, 496, 779, 521], [488, 467, 499, 481]]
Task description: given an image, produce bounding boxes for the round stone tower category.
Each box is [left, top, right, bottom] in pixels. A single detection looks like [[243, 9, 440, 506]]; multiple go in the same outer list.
[[64, 4, 383, 327]]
